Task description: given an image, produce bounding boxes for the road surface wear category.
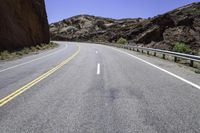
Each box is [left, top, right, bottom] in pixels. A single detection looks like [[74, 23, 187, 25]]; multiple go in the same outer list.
[[0, 42, 200, 133]]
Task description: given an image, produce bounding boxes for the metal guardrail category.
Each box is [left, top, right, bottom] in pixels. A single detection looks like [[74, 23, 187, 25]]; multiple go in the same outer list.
[[107, 43, 200, 67]]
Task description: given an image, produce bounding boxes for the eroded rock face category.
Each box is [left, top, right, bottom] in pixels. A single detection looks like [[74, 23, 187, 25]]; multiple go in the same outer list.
[[50, 2, 200, 51], [50, 15, 145, 42], [0, 0, 50, 51]]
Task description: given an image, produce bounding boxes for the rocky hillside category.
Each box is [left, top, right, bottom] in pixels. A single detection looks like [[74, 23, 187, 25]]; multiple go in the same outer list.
[[0, 0, 50, 51], [50, 2, 200, 52]]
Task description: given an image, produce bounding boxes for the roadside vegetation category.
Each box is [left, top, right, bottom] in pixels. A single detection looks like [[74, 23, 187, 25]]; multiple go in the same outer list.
[[172, 42, 192, 54], [0, 42, 58, 60], [116, 37, 128, 45], [197, 49, 200, 56], [195, 69, 200, 74]]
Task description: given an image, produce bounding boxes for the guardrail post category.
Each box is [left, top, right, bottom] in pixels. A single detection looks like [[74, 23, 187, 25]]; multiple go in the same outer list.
[[108, 44, 200, 68], [174, 57, 177, 62], [163, 54, 166, 59], [190, 60, 194, 67]]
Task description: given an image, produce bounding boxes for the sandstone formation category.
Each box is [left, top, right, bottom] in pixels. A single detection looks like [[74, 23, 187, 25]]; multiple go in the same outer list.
[[0, 0, 50, 51], [50, 2, 200, 52]]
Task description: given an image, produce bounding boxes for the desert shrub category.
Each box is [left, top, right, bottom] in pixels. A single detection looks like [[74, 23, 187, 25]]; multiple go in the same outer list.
[[0, 51, 10, 60], [36, 45, 42, 50], [116, 37, 128, 45], [16, 50, 24, 56], [21, 48, 30, 54], [30, 46, 37, 52], [173, 42, 191, 54]]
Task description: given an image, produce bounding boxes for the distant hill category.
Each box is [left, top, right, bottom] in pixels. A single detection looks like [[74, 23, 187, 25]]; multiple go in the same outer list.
[[50, 2, 200, 53]]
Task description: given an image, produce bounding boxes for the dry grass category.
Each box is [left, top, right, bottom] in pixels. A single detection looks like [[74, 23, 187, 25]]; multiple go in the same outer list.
[[0, 42, 58, 60]]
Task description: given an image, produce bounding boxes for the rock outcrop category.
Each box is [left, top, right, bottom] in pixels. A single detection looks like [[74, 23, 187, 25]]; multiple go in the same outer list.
[[0, 0, 50, 51], [50, 2, 200, 51]]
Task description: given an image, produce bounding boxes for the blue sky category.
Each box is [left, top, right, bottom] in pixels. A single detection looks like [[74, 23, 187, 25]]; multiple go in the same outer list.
[[45, 0, 199, 23]]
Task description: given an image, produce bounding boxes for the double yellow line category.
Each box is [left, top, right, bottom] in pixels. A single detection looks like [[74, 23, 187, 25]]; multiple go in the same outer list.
[[0, 45, 80, 107]]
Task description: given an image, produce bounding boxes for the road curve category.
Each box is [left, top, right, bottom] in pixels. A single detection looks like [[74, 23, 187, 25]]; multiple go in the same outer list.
[[0, 41, 200, 133]]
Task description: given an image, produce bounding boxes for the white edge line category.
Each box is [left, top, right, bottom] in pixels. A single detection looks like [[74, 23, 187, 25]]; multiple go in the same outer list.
[[97, 63, 100, 75], [0, 44, 68, 73], [110, 47, 200, 90]]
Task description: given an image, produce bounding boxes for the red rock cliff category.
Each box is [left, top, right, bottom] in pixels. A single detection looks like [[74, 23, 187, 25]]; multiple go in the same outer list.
[[0, 0, 50, 51]]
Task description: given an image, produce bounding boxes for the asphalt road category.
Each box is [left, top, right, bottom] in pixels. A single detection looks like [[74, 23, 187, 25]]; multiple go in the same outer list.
[[0, 41, 200, 133]]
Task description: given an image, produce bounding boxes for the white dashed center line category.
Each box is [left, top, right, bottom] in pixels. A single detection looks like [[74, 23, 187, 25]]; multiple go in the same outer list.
[[97, 63, 100, 75]]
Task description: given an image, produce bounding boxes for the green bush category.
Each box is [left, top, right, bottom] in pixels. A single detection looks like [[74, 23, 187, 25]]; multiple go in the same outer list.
[[116, 37, 128, 45], [173, 42, 192, 54]]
